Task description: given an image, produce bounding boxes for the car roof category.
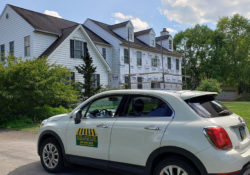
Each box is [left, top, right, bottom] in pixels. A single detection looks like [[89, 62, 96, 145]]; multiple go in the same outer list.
[[97, 90, 217, 100]]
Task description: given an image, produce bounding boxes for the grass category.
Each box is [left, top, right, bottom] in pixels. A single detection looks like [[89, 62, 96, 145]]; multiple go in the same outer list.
[[222, 101, 250, 130], [0, 117, 40, 134]]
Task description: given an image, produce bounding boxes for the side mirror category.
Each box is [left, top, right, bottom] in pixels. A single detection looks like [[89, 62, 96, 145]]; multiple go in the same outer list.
[[73, 110, 82, 124]]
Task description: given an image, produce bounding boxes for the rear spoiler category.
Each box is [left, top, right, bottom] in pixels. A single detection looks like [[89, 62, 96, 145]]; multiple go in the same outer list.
[[180, 91, 218, 101]]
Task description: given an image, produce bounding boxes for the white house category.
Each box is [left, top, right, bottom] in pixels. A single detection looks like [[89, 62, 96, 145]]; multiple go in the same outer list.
[[0, 4, 183, 90], [84, 19, 183, 90], [0, 4, 111, 87]]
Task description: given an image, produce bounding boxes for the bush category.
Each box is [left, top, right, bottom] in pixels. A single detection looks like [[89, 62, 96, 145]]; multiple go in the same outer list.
[[33, 105, 73, 121], [0, 55, 79, 121], [196, 79, 222, 93]]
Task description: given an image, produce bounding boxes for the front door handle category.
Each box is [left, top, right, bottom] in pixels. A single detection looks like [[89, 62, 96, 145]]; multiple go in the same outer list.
[[97, 123, 109, 128], [144, 125, 160, 131]]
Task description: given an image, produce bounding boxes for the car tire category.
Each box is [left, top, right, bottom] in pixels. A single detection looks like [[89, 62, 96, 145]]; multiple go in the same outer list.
[[39, 137, 64, 173], [153, 156, 199, 175]]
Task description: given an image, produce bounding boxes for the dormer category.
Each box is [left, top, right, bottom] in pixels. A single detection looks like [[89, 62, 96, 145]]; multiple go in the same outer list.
[[156, 28, 173, 51], [135, 28, 156, 47], [110, 21, 134, 42]]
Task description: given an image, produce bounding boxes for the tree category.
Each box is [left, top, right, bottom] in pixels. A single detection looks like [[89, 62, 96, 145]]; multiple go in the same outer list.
[[0, 55, 79, 117], [217, 14, 250, 92], [75, 47, 101, 98], [196, 79, 222, 93], [174, 25, 213, 89]]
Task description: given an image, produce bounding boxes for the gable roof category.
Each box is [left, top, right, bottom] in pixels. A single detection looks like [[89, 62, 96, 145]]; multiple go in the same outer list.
[[88, 19, 182, 57], [110, 20, 130, 29], [7, 4, 110, 57], [134, 28, 153, 36], [8, 4, 77, 36], [83, 26, 111, 46], [156, 35, 170, 41]]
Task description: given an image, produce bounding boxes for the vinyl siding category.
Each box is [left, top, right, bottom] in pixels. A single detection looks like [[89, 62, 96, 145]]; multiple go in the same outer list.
[[0, 6, 34, 59], [47, 27, 109, 87]]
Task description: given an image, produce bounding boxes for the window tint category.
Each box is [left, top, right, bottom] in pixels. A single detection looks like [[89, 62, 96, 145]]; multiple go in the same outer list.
[[186, 95, 232, 118], [85, 96, 122, 118], [126, 96, 173, 117]]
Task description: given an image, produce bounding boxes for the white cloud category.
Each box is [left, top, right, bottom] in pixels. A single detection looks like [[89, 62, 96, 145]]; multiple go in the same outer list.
[[113, 12, 149, 32], [44, 10, 62, 18], [166, 27, 177, 34], [160, 0, 250, 25]]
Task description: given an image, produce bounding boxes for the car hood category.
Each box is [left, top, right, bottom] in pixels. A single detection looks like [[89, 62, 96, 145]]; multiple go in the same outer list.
[[48, 113, 68, 122]]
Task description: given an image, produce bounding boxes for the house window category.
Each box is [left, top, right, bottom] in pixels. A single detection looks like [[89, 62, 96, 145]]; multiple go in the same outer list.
[[136, 51, 142, 66], [151, 81, 161, 89], [169, 40, 172, 50], [168, 57, 171, 69], [9, 41, 14, 55], [176, 59, 179, 70], [137, 77, 143, 89], [151, 56, 159, 67], [66, 72, 75, 82], [102, 48, 106, 59], [24, 36, 30, 57], [0, 44, 5, 60], [124, 48, 129, 64], [124, 76, 129, 89], [92, 74, 100, 88], [70, 40, 86, 58]]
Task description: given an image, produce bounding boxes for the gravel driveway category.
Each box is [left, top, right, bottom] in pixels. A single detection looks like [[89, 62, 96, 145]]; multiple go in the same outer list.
[[0, 129, 128, 175]]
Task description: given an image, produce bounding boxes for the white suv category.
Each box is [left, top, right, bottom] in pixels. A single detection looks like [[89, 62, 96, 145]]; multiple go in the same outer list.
[[37, 90, 250, 175]]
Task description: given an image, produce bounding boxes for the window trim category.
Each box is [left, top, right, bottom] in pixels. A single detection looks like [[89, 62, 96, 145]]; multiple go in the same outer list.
[[151, 56, 159, 67], [102, 48, 106, 59], [119, 94, 175, 118], [136, 51, 142, 66], [124, 48, 129, 64], [24, 35, 30, 57]]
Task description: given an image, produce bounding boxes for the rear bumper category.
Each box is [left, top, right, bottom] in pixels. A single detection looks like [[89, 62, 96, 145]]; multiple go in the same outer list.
[[196, 146, 250, 174]]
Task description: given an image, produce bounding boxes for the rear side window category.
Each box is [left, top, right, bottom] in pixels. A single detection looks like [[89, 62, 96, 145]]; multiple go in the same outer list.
[[186, 95, 232, 118], [125, 96, 173, 117]]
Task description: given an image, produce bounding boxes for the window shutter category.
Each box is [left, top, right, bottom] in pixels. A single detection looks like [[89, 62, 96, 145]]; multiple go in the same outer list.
[[83, 42, 87, 57], [70, 40, 74, 58]]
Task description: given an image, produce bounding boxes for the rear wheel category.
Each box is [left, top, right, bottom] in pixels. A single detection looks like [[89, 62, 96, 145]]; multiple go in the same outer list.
[[39, 138, 64, 173], [153, 156, 198, 175]]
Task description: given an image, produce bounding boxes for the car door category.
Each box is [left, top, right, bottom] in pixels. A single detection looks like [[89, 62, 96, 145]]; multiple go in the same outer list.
[[109, 95, 174, 166], [66, 95, 123, 161]]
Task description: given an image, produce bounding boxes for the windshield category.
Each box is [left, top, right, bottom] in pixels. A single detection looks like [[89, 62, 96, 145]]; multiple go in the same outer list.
[[186, 95, 232, 118]]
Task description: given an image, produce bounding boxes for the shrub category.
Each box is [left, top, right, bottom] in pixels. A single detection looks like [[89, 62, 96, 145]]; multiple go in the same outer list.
[[0, 55, 79, 120], [33, 105, 73, 121], [196, 79, 222, 93]]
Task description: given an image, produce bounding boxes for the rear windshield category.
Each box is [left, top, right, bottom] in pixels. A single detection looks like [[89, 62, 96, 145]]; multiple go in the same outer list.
[[186, 95, 232, 118]]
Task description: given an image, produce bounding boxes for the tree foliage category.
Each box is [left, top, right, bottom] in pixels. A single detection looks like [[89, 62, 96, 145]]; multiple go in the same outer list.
[[0, 55, 79, 119], [75, 47, 101, 98], [174, 14, 250, 92], [196, 79, 222, 93]]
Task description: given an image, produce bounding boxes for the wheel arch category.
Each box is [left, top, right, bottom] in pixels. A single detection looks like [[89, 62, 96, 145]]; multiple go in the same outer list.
[[37, 130, 65, 157], [145, 146, 208, 175]]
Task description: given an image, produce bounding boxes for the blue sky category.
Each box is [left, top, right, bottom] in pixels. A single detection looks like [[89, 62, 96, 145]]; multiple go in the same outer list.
[[0, 0, 249, 36]]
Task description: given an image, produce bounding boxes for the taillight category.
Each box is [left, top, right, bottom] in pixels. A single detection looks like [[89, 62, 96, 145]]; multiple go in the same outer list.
[[203, 127, 232, 150]]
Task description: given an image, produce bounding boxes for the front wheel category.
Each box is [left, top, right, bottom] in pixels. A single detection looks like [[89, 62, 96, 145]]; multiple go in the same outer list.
[[153, 156, 198, 175], [39, 138, 64, 173]]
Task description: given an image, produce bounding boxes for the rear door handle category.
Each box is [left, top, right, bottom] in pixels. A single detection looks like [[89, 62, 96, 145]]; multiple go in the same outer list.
[[144, 125, 160, 130], [97, 123, 109, 128]]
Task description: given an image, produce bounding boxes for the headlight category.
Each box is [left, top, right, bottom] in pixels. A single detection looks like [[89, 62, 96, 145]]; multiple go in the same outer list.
[[40, 119, 48, 128]]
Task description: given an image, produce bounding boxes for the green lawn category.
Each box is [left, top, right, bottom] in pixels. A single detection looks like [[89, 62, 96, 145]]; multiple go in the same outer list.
[[223, 101, 250, 130]]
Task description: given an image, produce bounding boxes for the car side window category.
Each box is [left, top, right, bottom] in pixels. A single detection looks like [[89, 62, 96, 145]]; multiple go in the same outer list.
[[85, 96, 123, 118], [125, 96, 173, 117]]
